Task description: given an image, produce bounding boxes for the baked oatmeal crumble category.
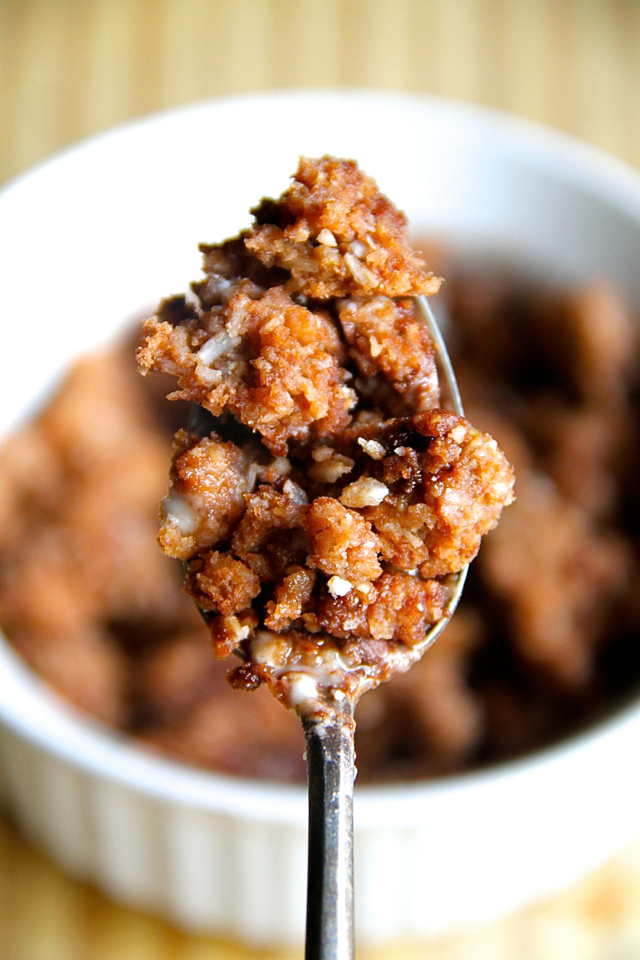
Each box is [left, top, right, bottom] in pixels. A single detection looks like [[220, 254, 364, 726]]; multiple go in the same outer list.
[[138, 157, 515, 719], [245, 156, 442, 299]]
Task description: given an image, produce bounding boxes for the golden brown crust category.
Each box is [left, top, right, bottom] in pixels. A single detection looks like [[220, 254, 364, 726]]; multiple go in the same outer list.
[[0, 158, 516, 746], [231, 482, 309, 582], [245, 156, 442, 298], [315, 572, 447, 647], [137, 286, 356, 456], [338, 296, 440, 411], [343, 411, 516, 578], [184, 551, 261, 615], [158, 430, 252, 560], [265, 567, 316, 631], [305, 496, 383, 582]]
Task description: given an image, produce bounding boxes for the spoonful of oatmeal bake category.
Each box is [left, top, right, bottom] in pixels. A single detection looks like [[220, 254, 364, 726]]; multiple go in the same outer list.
[[136, 156, 515, 960]]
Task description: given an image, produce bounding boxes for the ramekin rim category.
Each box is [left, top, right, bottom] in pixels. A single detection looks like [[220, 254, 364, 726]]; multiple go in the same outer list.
[[4, 88, 640, 222]]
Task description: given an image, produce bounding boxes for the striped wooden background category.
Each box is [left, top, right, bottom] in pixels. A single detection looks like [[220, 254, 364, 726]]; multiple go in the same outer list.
[[3, 1, 640, 957], [3, 0, 640, 189]]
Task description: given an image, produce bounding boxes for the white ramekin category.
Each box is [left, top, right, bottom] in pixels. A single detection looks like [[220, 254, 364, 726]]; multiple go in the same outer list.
[[1, 91, 640, 949]]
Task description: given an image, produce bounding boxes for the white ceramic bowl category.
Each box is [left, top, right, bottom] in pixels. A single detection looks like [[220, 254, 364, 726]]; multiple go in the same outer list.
[[1, 90, 640, 949]]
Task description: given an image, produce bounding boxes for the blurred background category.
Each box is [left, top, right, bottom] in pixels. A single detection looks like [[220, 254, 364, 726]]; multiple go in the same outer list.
[[3, 1, 640, 958], [3, 0, 640, 188]]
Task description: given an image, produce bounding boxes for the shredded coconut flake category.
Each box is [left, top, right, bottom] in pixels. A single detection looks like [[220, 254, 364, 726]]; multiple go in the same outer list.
[[197, 331, 241, 365], [317, 228, 337, 247], [344, 253, 376, 287], [340, 477, 389, 508], [358, 438, 386, 460], [327, 575, 353, 598], [312, 445, 333, 462], [282, 479, 308, 505], [308, 452, 355, 483], [369, 335, 383, 357], [450, 425, 468, 444]]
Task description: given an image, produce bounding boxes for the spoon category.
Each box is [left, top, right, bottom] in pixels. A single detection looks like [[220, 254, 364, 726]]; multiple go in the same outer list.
[[188, 294, 466, 960]]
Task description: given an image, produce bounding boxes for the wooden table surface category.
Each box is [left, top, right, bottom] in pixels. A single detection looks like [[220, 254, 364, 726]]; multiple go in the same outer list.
[[2, 1, 640, 957]]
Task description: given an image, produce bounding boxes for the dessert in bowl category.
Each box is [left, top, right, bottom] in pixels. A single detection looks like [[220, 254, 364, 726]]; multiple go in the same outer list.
[[1, 91, 640, 948]]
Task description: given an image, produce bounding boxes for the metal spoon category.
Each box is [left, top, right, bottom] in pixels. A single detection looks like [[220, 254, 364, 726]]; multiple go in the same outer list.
[[188, 293, 466, 960]]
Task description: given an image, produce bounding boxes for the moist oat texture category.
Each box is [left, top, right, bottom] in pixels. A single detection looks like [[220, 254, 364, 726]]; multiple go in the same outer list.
[[245, 156, 442, 299], [137, 157, 515, 719], [1, 257, 639, 780]]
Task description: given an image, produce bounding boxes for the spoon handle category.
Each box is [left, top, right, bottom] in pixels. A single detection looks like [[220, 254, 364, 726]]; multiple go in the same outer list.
[[304, 709, 356, 960]]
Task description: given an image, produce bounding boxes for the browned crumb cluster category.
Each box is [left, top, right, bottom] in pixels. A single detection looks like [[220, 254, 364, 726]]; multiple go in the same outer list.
[[245, 156, 442, 299], [138, 285, 355, 456], [0, 257, 639, 780], [158, 430, 252, 560], [339, 297, 440, 412], [155, 408, 513, 713], [138, 157, 514, 715], [137, 158, 443, 462]]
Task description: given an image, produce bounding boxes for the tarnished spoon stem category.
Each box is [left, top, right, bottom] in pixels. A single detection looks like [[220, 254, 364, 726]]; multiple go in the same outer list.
[[304, 707, 356, 960]]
